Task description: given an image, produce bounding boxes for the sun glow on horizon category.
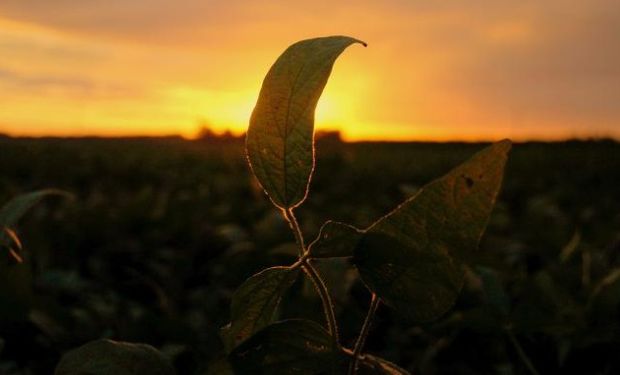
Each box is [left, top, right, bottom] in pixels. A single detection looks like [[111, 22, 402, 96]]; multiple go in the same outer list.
[[1, 1, 619, 141]]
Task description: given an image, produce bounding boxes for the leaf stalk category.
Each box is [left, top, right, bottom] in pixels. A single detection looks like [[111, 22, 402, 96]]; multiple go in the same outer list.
[[283, 208, 340, 347], [301, 259, 340, 345], [348, 293, 380, 375], [284, 208, 306, 257]]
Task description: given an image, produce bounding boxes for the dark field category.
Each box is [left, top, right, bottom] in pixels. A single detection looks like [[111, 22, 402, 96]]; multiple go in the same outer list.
[[1, 136, 620, 374]]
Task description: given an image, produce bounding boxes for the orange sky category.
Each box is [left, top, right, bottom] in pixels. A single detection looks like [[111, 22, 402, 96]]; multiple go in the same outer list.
[[0, 1, 619, 141]]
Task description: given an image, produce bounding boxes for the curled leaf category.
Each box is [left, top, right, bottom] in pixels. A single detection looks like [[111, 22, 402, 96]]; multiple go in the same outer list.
[[247, 36, 365, 208], [308, 221, 364, 258], [0, 189, 70, 229]]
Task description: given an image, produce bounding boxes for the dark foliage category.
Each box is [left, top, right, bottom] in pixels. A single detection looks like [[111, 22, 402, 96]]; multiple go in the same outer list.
[[1, 136, 619, 374]]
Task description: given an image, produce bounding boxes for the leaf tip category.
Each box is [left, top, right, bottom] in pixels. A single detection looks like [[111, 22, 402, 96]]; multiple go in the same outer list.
[[492, 139, 512, 157], [349, 37, 367, 47]]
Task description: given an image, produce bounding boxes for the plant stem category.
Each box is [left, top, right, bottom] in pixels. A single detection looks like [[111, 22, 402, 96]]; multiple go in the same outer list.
[[283, 208, 340, 346], [302, 259, 340, 344], [348, 293, 380, 375], [506, 330, 541, 375], [283, 208, 306, 256]]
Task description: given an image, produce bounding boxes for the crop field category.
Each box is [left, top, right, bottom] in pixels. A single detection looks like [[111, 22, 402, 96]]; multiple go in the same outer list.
[[1, 136, 619, 374]]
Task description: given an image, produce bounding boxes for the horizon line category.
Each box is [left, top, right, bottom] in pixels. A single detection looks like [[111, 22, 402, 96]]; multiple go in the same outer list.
[[2, 132, 618, 144]]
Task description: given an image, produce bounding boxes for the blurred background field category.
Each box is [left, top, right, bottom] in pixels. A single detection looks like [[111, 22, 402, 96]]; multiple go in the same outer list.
[[1, 135, 619, 374]]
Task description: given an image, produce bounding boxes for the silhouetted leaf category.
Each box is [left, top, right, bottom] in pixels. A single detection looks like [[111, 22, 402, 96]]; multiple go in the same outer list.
[[0, 189, 68, 231], [229, 319, 343, 374], [54, 339, 175, 375], [224, 266, 299, 351], [308, 221, 364, 258], [0, 190, 68, 321], [354, 140, 511, 322], [246, 36, 365, 208]]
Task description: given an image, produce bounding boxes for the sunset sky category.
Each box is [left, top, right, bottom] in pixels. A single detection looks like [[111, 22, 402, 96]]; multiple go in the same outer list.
[[1, 1, 619, 141]]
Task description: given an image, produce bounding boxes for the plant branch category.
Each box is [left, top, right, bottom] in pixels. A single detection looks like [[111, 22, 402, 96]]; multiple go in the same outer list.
[[348, 293, 380, 375], [283, 208, 340, 346]]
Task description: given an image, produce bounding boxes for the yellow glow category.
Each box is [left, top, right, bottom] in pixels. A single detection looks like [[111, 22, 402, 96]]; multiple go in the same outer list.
[[0, 1, 618, 141], [315, 93, 354, 131], [163, 86, 257, 135]]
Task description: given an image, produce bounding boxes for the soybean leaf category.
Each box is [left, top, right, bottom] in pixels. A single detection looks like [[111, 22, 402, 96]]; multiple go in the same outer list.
[[223, 266, 299, 351], [2, 227, 24, 264], [354, 140, 511, 322], [0, 189, 68, 231], [54, 339, 175, 375], [246, 36, 366, 208], [308, 221, 364, 258], [1, 190, 69, 321], [229, 319, 344, 374], [357, 353, 411, 374]]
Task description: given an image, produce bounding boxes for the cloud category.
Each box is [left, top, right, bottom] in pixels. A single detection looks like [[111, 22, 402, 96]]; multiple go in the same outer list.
[[429, 1, 620, 129], [0, 67, 92, 91], [0, 67, 143, 99], [0, 0, 618, 138], [0, 1, 262, 47]]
